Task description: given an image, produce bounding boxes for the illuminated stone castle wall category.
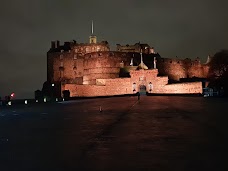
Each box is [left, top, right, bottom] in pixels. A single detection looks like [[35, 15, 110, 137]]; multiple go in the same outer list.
[[48, 49, 209, 83], [47, 40, 110, 83], [47, 46, 160, 84], [62, 69, 202, 97], [83, 52, 127, 85], [47, 38, 208, 97], [157, 57, 209, 81]]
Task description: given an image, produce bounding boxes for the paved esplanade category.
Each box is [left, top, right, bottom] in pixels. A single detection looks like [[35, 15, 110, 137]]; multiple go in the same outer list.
[[0, 96, 228, 171]]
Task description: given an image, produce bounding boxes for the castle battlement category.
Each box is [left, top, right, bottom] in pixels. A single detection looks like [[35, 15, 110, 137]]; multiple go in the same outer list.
[[46, 22, 209, 98], [83, 51, 132, 59]]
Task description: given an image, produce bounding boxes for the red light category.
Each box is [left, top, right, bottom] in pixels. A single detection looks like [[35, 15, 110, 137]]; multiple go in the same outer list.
[[10, 93, 15, 97]]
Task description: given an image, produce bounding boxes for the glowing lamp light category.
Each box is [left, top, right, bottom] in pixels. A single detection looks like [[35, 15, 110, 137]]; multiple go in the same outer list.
[[52, 84, 55, 87], [10, 93, 15, 97], [25, 100, 28, 105]]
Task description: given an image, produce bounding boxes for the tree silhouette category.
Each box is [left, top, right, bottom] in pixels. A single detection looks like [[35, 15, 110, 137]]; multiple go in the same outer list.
[[208, 50, 228, 79], [42, 81, 52, 97], [208, 49, 228, 95]]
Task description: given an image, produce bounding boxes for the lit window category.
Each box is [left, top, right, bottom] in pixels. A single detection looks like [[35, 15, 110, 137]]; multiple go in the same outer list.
[[60, 55, 63, 60], [75, 49, 78, 53], [74, 54, 77, 60]]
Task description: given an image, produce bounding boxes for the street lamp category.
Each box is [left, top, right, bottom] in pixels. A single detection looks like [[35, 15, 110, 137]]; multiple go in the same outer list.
[[51, 83, 55, 101]]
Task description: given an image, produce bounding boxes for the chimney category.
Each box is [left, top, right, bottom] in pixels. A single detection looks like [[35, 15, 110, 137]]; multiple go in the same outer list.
[[51, 41, 56, 49], [56, 40, 60, 48]]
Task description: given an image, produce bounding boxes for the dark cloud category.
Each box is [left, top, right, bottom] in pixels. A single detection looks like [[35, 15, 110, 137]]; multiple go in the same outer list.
[[0, 0, 228, 98]]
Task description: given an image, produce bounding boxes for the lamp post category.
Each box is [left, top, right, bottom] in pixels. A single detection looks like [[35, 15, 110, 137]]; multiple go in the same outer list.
[[51, 83, 55, 101]]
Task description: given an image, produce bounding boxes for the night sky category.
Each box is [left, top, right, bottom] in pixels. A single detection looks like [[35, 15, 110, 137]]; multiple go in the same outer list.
[[1, 0, 228, 99]]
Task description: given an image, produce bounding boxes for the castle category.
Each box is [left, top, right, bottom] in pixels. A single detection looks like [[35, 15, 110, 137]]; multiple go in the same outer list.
[[47, 22, 209, 97]]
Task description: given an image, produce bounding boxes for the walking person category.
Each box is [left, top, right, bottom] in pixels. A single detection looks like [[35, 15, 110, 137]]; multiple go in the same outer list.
[[137, 92, 140, 100]]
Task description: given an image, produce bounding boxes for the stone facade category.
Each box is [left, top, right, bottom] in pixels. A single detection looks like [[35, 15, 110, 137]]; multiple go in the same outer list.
[[47, 33, 208, 97], [47, 40, 110, 83], [63, 69, 202, 97], [157, 57, 209, 81]]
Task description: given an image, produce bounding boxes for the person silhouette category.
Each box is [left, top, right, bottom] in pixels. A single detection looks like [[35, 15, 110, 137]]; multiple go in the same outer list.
[[137, 92, 140, 100]]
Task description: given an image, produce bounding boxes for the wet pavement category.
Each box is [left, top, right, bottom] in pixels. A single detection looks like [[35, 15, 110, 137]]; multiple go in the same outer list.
[[0, 96, 228, 171]]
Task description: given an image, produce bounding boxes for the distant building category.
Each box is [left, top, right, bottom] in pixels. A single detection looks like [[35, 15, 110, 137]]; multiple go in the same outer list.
[[46, 22, 209, 97]]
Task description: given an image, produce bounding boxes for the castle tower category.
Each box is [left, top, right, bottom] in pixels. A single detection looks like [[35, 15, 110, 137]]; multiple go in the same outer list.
[[89, 20, 97, 44]]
